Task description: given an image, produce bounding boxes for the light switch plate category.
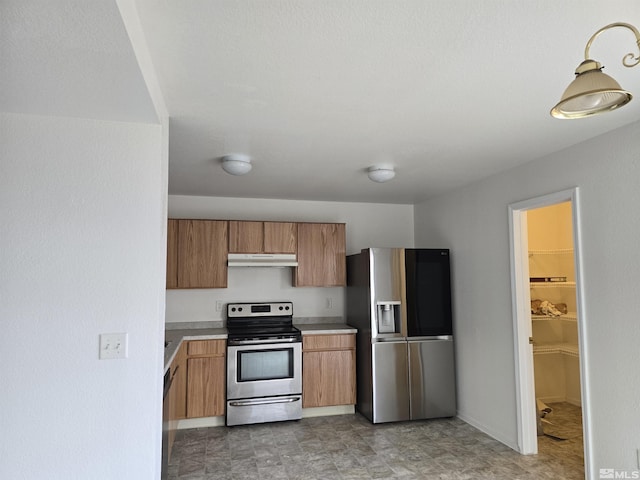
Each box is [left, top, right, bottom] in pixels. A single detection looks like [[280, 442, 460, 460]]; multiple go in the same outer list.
[[99, 333, 128, 360]]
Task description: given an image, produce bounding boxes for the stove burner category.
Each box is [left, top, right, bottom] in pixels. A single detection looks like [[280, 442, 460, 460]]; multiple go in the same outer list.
[[226, 302, 300, 343]]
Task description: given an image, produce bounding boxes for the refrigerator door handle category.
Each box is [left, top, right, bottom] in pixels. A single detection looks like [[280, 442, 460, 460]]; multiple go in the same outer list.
[[373, 336, 407, 343], [407, 335, 453, 342]]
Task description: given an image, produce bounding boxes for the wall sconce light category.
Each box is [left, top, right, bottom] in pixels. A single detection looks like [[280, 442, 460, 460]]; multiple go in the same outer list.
[[551, 22, 640, 119], [367, 165, 395, 183], [221, 154, 252, 175]]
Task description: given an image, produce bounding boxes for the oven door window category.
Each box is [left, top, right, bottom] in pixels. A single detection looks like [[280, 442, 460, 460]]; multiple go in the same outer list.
[[237, 348, 294, 382]]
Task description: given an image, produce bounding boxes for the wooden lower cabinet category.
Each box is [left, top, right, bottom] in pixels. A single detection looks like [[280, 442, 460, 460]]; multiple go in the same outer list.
[[302, 334, 356, 408], [186, 340, 226, 418], [171, 343, 187, 421], [167, 342, 186, 462]]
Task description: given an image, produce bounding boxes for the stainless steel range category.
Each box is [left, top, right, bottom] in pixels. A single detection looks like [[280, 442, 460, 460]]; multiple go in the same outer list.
[[226, 302, 302, 426]]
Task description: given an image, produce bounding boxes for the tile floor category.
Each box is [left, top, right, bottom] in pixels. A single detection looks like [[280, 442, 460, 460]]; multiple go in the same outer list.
[[167, 403, 584, 480]]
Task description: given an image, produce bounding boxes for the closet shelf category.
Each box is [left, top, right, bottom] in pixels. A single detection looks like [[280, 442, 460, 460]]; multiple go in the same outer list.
[[530, 281, 575, 288], [533, 343, 579, 358], [528, 249, 574, 256], [531, 312, 577, 322]]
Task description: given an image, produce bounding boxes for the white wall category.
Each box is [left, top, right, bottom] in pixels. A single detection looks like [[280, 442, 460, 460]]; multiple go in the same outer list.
[[0, 113, 166, 480], [414, 120, 640, 475], [167, 195, 414, 322]]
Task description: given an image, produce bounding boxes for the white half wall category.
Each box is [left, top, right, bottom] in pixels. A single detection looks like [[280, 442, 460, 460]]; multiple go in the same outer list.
[[0, 113, 166, 480], [167, 195, 414, 322], [414, 120, 640, 474]]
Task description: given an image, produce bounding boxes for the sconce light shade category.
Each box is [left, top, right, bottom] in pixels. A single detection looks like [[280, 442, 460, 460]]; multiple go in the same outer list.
[[551, 59, 632, 118], [221, 154, 252, 175], [367, 165, 395, 183]]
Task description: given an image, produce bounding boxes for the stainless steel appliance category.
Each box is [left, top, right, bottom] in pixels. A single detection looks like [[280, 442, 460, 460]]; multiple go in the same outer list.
[[161, 369, 172, 479], [225, 302, 302, 426], [347, 248, 456, 423]]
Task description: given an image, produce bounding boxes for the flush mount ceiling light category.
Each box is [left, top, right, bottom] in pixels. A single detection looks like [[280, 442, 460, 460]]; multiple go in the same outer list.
[[221, 154, 252, 175], [551, 22, 640, 119], [367, 165, 395, 183]]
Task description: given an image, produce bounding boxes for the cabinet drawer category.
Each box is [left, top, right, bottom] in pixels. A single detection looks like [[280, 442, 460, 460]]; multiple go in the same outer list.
[[187, 339, 226, 356], [303, 334, 355, 351]]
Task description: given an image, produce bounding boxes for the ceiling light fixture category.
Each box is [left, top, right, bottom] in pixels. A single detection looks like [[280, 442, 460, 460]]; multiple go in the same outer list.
[[551, 22, 640, 119], [367, 165, 395, 183], [221, 154, 252, 175]]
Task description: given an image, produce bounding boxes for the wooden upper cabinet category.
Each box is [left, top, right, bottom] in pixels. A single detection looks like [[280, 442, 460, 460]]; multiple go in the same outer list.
[[167, 219, 345, 288], [166, 219, 228, 289], [228, 221, 263, 253], [166, 219, 179, 289], [229, 220, 297, 254], [264, 222, 297, 253], [294, 223, 346, 287]]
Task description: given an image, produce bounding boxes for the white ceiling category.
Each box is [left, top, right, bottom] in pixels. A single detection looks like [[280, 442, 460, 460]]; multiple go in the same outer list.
[[1, 1, 158, 124], [4, 1, 640, 204]]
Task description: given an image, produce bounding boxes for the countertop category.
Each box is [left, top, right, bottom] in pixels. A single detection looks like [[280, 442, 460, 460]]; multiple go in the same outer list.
[[164, 323, 357, 372], [164, 328, 227, 372], [295, 323, 357, 335]]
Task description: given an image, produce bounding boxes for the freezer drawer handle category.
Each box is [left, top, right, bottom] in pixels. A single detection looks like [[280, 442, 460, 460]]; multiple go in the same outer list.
[[229, 397, 301, 407], [407, 335, 453, 342]]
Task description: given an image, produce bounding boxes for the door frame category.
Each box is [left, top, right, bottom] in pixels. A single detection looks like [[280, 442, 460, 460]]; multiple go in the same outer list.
[[507, 188, 592, 477]]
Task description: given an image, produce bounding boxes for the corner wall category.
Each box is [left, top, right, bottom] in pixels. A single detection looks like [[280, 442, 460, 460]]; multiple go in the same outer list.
[[0, 112, 166, 479], [414, 120, 640, 474]]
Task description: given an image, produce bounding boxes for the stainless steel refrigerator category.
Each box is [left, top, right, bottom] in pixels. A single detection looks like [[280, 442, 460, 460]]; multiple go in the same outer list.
[[347, 248, 456, 423]]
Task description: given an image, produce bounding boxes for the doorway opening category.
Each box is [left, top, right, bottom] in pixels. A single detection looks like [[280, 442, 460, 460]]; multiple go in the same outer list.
[[508, 188, 592, 478]]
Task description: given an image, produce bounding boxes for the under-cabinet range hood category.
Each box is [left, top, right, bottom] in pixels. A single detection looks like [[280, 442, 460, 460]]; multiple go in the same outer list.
[[227, 253, 298, 267]]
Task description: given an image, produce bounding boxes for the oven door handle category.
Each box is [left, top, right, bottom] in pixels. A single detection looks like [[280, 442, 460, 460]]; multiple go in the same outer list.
[[228, 337, 300, 346], [228, 396, 301, 407]]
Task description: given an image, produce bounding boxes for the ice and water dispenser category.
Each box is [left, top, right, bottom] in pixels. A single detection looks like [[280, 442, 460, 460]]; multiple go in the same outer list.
[[376, 301, 401, 333]]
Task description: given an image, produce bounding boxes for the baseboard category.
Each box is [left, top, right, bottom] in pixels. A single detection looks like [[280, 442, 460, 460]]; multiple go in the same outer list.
[[177, 416, 225, 430], [565, 396, 582, 407], [456, 411, 520, 453], [177, 405, 356, 429], [537, 395, 565, 404], [302, 405, 355, 418], [537, 395, 581, 407]]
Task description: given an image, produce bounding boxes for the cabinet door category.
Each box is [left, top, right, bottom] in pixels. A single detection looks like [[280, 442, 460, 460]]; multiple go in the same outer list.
[[228, 221, 263, 253], [302, 334, 356, 408], [295, 223, 346, 287], [264, 222, 297, 253], [166, 219, 179, 289], [177, 220, 228, 288], [172, 343, 187, 420], [303, 349, 356, 407], [186, 356, 225, 418]]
